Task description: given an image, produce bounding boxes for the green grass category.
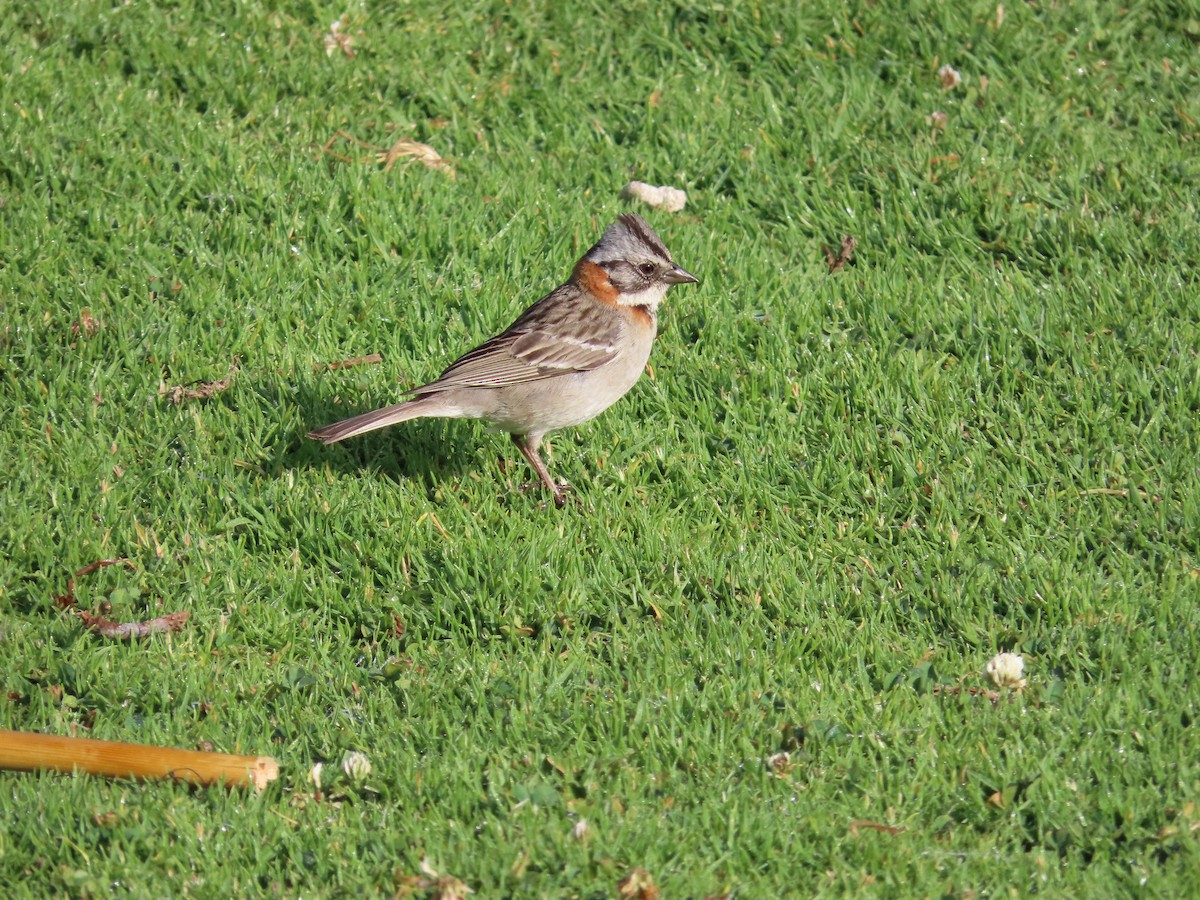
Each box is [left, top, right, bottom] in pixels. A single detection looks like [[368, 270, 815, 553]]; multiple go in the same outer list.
[[2, 0, 1199, 895]]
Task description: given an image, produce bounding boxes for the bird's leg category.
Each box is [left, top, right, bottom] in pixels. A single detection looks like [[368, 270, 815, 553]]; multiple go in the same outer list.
[[512, 433, 570, 508]]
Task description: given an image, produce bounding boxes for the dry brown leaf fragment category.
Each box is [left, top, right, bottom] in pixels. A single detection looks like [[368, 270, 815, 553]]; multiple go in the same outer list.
[[161, 357, 240, 405], [618, 868, 660, 900], [765, 751, 793, 776], [378, 138, 456, 177], [72, 308, 101, 338], [939, 64, 962, 90], [823, 235, 857, 273], [323, 17, 358, 58]]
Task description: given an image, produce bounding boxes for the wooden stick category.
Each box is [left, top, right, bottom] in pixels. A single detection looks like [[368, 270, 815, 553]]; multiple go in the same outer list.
[[0, 730, 279, 792]]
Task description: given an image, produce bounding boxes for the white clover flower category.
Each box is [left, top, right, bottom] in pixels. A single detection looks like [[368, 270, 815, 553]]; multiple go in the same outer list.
[[341, 751, 372, 780], [986, 652, 1026, 689]]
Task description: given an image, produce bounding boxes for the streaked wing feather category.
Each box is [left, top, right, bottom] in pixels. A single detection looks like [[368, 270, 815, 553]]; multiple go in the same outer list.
[[415, 288, 621, 391]]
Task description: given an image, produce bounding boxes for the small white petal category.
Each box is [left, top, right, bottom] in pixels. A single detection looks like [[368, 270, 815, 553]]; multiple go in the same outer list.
[[341, 751, 371, 779]]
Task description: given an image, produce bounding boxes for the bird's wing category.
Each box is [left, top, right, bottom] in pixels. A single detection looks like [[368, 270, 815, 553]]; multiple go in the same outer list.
[[415, 288, 622, 391]]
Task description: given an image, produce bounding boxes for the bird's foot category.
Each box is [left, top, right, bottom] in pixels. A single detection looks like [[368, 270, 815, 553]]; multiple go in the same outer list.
[[518, 480, 576, 509]]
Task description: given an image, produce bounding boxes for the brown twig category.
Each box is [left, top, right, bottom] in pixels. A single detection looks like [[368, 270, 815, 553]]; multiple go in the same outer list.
[[78, 610, 191, 639], [54, 558, 137, 609], [314, 131, 356, 163]]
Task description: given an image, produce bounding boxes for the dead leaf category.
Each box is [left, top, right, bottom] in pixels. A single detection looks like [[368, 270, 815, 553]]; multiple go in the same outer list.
[[987, 783, 1019, 808], [316, 131, 455, 178], [765, 752, 793, 777], [939, 64, 962, 90], [161, 357, 240, 405], [377, 138, 456, 177], [72, 308, 101, 338], [823, 235, 857, 273], [618, 868, 660, 900]]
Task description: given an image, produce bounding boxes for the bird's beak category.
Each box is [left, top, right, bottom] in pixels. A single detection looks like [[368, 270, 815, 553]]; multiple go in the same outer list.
[[663, 265, 699, 285]]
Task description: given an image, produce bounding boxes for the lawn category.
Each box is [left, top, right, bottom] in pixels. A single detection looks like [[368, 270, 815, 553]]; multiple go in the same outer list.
[[2, 1, 1198, 896]]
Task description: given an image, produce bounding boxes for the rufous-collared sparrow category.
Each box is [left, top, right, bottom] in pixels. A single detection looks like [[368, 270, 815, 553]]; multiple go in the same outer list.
[[308, 213, 698, 507]]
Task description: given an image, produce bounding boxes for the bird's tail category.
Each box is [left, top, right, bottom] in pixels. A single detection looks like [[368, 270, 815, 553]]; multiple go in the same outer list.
[[307, 396, 443, 444]]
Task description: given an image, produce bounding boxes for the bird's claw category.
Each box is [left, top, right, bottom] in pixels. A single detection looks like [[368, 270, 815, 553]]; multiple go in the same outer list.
[[518, 480, 576, 509]]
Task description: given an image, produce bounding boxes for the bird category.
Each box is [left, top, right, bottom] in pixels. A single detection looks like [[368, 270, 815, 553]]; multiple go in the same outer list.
[[308, 213, 698, 507]]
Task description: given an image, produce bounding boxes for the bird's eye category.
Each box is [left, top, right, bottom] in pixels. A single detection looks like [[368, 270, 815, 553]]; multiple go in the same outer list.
[[638, 263, 656, 277]]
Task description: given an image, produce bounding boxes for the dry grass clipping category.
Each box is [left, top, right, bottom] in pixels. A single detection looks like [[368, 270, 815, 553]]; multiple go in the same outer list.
[[317, 131, 455, 178]]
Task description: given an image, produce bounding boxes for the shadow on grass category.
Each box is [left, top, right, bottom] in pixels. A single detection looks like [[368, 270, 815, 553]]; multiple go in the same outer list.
[[275, 377, 503, 495]]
